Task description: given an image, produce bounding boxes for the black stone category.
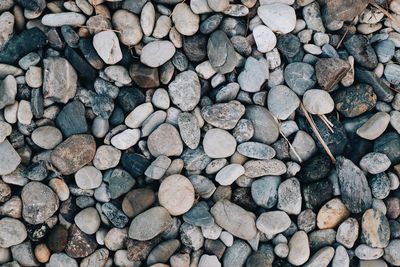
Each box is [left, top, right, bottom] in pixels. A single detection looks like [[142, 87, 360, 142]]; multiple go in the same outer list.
[[344, 136, 372, 163], [344, 34, 378, 70], [56, 100, 88, 137], [0, 28, 47, 64], [101, 203, 129, 228], [61, 26, 79, 48], [370, 172, 391, 200], [46, 28, 64, 50], [121, 152, 151, 177], [79, 38, 104, 70], [31, 88, 44, 119], [26, 223, 48, 241], [91, 94, 114, 119], [17, 84, 31, 100], [298, 154, 332, 183], [15, 0, 45, 11], [204, 239, 226, 259], [24, 161, 48, 181], [232, 188, 258, 211], [302, 180, 333, 210], [64, 46, 97, 81], [355, 67, 394, 103], [200, 14, 224, 34], [374, 132, 400, 164], [47, 225, 69, 252], [59, 197, 80, 223], [110, 106, 125, 126], [277, 34, 304, 63], [65, 224, 98, 258], [172, 50, 189, 72], [183, 34, 208, 62], [117, 87, 145, 113]]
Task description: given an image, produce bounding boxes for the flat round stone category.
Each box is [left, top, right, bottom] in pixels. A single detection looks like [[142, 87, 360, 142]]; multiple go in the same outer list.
[[203, 128, 237, 158], [172, 3, 200, 36], [93, 145, 121, 170], [93, 31, 122, 65], [140, 41, 176, 68], [357, 112, 390, 140], [74, 207, 100, 235], [75, 166, 102, 190], [256, 211, 291, 237], [0, 217, 27, 248], [158, 174, 195, 216], [147, 123, 183, 157], [111, 129, 141, 150], [215, 164, 245, 185], [31, 126, 63, 149], [257, 4, 296, 34], [267, 85, 300, 120], [303, 89, 334, 115], [253, 25, 276, 53]]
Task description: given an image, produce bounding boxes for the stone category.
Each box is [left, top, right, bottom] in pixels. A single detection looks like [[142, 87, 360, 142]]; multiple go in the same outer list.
[[121, 152, 151, 177], [344, 35, 378, 70], [326, 0, 368, 21], [357, 112, 390, 140], [383, 239, 400, 266], [147, 123, 183, 157], [215, 164, 245, 185], [129, 64, 159, 89], [21, 182, 59, 224], [0, 121, 11, 143], [75, 166, 102, 190], [74, 207, 100, 235], [152, 88, 170, 110], [140, 2, 155, 36], [112, 10, 142, 46], [257, 4, 296, 34], [288, 231, 310, 266], [333, 84, 377, 117], [251, 176, 280, 209], [104, 168, 135, 199], [245, 105, 279, 144], [199, 254, 221, 267], [65, 224, 98, 258], [267, 85, 300, 119], [122, 188, 155, 218], [317, 198, 350, 229], [0, 12, 14, 50], [203, 129, 237, 158], [158, 174, 195, 216], [356, 68, 394, 103], [207, 30, 238, 74], [10, 241, 38, 266], [189, 175, 216, 199], [16, 100, 31, 124], [51, 135, 96, 175], [31, 126, 62, 150], [93, 31, 122, 65], [303, 89, 334, 115], [93, 145, 121, 170], [239, 57, 269, 94], [125, 102, 154, 128], [147, 239, 180, 265], [277, 177, 302, 215], [101, 203, 129, 228], [375, 40, 395, 63], [0, 75, 17, 109], [244, 159, 287, 178], [168, 70, 201, 111], [360, 152, 391, 174], [315, 58, 351, 91], [284, 62, 315, 95], [253, 25, 276, 53], [140, 41, 176, 68], [178, 112, 200, 149], [128, 207, 173, 241], [303, 2, 325, 32], [223, 240, 251, 266], [298, 154, 332, 183], [256, 211, 291, 237], [43, 57, 77, 104], [304, 247, 334, 267], [64, 46, 96, 81], [211, 200, 257, 240], [362, 209, 390, 248], [0, 28, 47, 64], [145, 155, 171, 180], [41, 12, 86, 26], [111, 129, 140, 150], [183, 201, 214, 227], [201, 101, 245, 130], [180, 222, 204, 250], [172, 3, 200, 36], [0, 140, 21, 175], [207, 0, 229, 12], [290, 130, 317, 162], [336, 157, 372, 214], [0, 217, 27, 248], [336, 217, 359, 249]]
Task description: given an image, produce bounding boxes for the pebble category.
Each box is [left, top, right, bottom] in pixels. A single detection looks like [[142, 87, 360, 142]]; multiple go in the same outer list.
[[145, 155, 171, 180], [101, 203, 129, 228], [122, 188, 155, 218], [203, 128, 237, 158], [188, 175, 216, 199], [336, 157, 372, 214], [211, 200, 257, 240], [21, 182, 59, 224], [384, 239, 400, 265], [253, 25, 276, 53], [303, 89, 334, 115], [104, 168, 135, 199], [277, 177, 302, 215], [362, 208, 390, 248], [244, 159, 287, 177], [251, 176, 280, 208], [25, 66, 42, 88], [0, 75, 17, 109], [288, 231, 310, 266], [268, 85, 300, 119], [360, 152, 391, 174], [168, 70, 201, 111], [75, 166, 102, 190], [65, 224, 98, 258], [180, 222, 204, 250], [238, 57, 268, 93], [258, 4, 296, 34], [93, 31, 122, 65], [245, 105, 279, 144], [111, 129, 140, 150], [201, 101, 245, 130], [344, 35, 378, 70], [128, 207, 172, 241], [316, 58, 351, 91], [178, 112, 200, 149], [74, 207, 100, 235], [223, 239, 252, 266], [93, 145, 121, 170], [284, 62, 315, 95], [43, 57, 77, 104], [207, 30, 238, 74], [333, 84, 377, 117], [172, 3, 200, 36], [147, 123, 183, 157], [237, 142, 275, 160], [215, 164, 245, 185], [384, 63, 400, 85], [125, 102, 154, 128], [256, 211, 291, 237], [141, 2, 155, 36], [113, 10, 142, 46], [0, 140, 21, 176], [317, 198, 350, 229], [41, 12, 86, 26], [51, 135, 96, 175], [357, 112, 390, 140], [0, 217, 27, 248], [0, 121, 11, 143], [140, 41, 176, 68], [158, 174, 195, 216], [16, 100, 32, 125]]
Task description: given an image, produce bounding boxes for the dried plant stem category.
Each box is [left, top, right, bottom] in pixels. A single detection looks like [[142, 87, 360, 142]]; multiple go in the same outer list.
[[300, 103, 336, 164], [371, 2, 400, 28], [273, 117, 303, 163], [336, 26, 349, 49], [318, 114, 334, 133]]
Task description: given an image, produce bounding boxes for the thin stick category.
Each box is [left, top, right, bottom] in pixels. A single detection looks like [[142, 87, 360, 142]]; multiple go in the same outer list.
[[371, 2, 400, 28], [318, 115, 334, 133], [273, 117, 303, 163], [300, 103, 336, 164], [336, 26, 349, 49]]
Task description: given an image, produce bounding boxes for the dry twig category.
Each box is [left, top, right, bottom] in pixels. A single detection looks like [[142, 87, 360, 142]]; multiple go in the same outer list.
[[273, 117, 303, 163]]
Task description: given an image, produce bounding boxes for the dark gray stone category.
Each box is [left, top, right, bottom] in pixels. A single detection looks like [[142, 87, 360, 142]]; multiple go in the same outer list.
[[56, 100, 88, 137]]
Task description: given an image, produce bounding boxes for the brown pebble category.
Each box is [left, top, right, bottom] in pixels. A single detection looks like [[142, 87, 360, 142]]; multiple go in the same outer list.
[[34, 243, 50, 263]]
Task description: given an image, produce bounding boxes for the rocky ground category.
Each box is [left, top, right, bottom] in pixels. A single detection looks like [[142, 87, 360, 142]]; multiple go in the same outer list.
[[0, 0, 400, 266]]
